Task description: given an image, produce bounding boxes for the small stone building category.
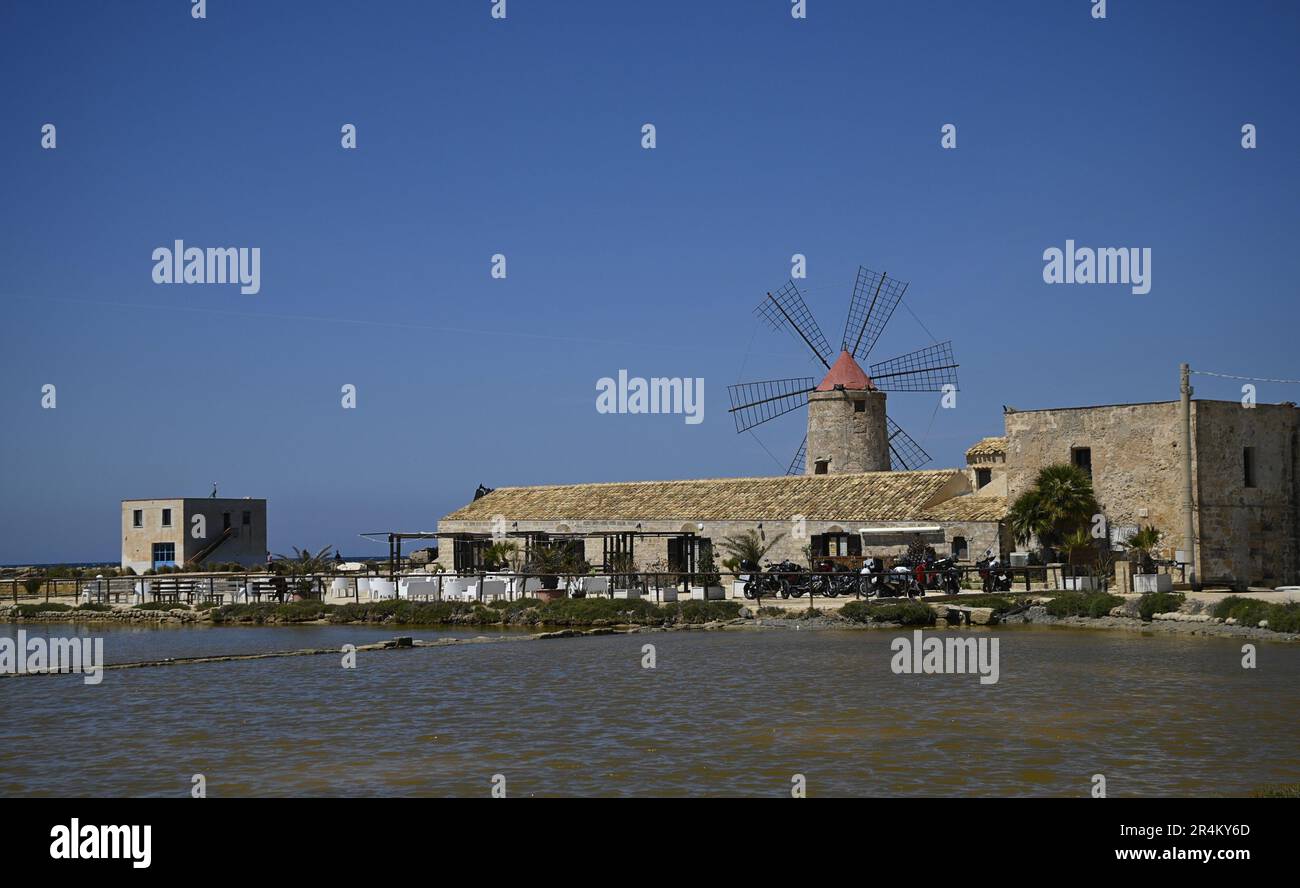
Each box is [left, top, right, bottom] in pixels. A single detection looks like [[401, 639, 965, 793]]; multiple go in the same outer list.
[[121, 497, 268, 573], [1001, 399, 1299, 587], [437, 470, 1007, 574]]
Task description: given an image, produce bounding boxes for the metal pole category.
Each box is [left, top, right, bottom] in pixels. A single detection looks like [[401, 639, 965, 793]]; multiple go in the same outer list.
[[1180, 363, 1199, 590]]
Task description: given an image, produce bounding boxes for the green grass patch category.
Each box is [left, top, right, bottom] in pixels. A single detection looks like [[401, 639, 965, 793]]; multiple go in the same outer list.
[[133, 601, 191, 611], [839, 600, 935, 625], [1044, 591, 1125, 618], [74, 603, 113, 612]]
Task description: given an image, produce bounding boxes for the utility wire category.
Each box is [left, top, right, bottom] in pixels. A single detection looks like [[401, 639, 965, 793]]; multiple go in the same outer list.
[[1191, 369, 1300, 385]]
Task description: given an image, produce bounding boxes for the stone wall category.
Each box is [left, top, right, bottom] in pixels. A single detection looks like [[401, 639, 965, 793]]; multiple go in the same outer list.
[[1003, 402, 1186, 537], [1003, 399, 1300, 587], [436, 515, 1002, 572], [1193, 401, 1299, 586], [806, 390, 889, 473]]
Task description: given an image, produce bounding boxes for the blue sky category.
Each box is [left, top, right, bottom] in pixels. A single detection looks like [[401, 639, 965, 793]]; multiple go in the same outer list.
[[2, 1, 1298, 562]]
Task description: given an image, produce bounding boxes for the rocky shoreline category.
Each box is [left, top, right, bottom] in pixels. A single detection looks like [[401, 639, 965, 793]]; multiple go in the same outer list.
[[3, 600, 1297, 642]]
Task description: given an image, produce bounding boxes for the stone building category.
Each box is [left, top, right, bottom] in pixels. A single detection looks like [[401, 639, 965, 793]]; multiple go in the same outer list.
[[1001, 399, 1299, 587], [436, 389, 1298, 588], [805, 350, 890, 474], [121, 497, 267, 573], [436, 470, 1007, 574]]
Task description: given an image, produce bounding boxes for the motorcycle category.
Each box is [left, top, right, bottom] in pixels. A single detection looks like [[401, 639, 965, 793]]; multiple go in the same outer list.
[[742, 559, 804, 599], [859, 557, 920, 598], [976, 550, 1012, 592], [813, 559, 855, 598], [915, 554, 962, 595]]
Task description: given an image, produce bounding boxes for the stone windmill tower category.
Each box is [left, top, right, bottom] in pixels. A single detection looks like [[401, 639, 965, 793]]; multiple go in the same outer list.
[[727, 267, 959, 475]]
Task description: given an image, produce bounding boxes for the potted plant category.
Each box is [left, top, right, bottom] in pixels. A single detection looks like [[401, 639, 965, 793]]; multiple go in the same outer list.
[[1061, 528, 1099, 590], [526, 545, 570, 601], [688, 549, 725, 600], [1125, 525, 1171, 593]]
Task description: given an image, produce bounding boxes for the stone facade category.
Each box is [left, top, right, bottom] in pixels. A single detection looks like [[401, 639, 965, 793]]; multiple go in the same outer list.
[[1192, 401, 1299, 586], [1001, 400, 1300, 587], [121, 498, 267, 573], [806, 389, 890, 473]]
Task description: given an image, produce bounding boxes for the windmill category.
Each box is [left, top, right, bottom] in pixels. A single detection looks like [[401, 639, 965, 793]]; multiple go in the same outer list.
[[727, 266, 958, 475]]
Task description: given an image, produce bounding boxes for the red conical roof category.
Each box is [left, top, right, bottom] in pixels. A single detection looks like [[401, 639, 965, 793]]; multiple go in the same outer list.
[[816, 350, 875, 391]]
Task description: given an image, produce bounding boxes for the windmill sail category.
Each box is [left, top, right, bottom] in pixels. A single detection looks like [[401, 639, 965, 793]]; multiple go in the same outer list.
[[842, 266, 908, 361], [755, 281, 833, 369], [869, 341, 959, 392], [727, 377, 817, 433], [786, 436, 807, 476], [886, 417, 932, 471]]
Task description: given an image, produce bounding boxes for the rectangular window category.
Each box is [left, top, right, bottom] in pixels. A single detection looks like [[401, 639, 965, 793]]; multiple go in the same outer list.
[[223, 512, 232, 531], [242, 511, 251, 526], [813, 534, 861, 558], [161, 508, 172, 527], [151, 542, 176, 566], [975, 468, 992, 489], [853, 400, 865, 413], [132, 509, 143, 528], [1244, 447, 1257, 488], [1071, 447, 1092, 477]]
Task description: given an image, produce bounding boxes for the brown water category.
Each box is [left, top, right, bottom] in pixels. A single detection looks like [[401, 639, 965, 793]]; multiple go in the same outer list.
[[1, 623, 1297, 797]]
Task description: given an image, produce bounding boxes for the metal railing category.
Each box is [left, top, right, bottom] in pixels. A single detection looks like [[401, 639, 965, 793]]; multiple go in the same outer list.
[[3, 561, 1143, 609]]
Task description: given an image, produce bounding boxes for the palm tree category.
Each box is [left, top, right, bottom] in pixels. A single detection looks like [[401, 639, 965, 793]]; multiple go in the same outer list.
[[1062, 527, 1095, 577], [717, 529, 784, 567], [482, 541, 520, 571], [1008, 464, 1098, 552], [272, 545, 336, 598]]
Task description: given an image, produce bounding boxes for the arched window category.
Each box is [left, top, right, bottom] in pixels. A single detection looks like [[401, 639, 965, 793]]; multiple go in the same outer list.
[[951, 536, 969, 561]]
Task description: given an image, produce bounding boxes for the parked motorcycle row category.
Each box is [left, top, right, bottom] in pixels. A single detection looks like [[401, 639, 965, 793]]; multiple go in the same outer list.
[[739, 549, 1014, 600]]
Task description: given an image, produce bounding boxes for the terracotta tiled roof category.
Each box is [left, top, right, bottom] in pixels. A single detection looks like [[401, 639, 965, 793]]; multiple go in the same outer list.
[[816, 350, 875, 391], [441, 470, 963, 523], [965, 436, 1008, 459], [922, 495, 1008, 522]]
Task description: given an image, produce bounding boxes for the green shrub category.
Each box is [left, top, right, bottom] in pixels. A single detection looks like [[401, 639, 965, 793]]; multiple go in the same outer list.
[[328, 600, 466, 625], [1210, 595, 1269, 625], [1045, 591, 1124, 618], [664, 600, 742, 624], [533, 597, 664, 626], [1137, 591, 1185, 622], [212, 602, 332, 624], [757, 606, 786, 617], [75, 603, 113, 612], [10, 602, 73, 616], [839, 600, 934, 625], [133, 601, 190, 611], [1263, 602, 1300, 633]]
